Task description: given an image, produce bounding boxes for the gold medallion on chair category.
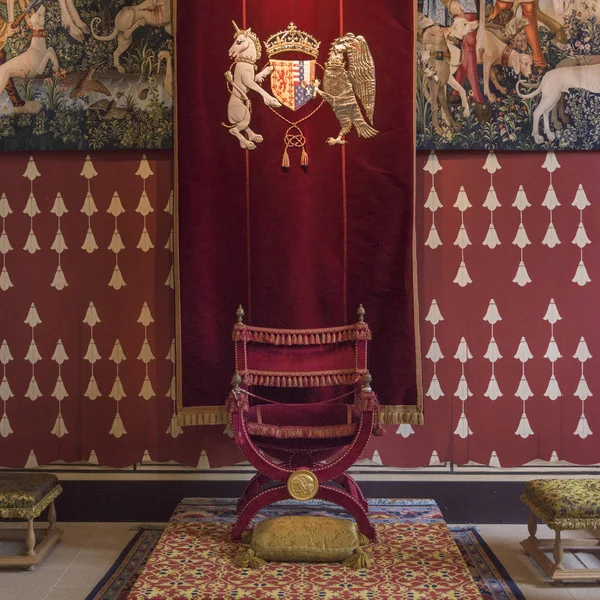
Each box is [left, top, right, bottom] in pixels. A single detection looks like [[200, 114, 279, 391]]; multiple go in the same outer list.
[[287, 469, 319, 501]]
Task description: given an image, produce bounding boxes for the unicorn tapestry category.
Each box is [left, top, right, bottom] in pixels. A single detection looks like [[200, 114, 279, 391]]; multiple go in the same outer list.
[[417, 0, 600, 150], [0, 0, 173, 151]]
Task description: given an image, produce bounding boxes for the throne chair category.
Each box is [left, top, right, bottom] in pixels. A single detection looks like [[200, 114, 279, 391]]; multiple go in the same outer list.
[[226, 305, 383, 542]]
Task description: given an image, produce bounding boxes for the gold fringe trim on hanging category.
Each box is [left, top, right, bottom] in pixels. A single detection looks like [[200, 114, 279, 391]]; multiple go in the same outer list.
[[177, 404, 423, 427], [378, 405, 424, 426], [177, 407, 229, 427]]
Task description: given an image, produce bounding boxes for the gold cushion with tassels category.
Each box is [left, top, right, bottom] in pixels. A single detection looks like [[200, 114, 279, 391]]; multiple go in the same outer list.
[[235, 516, 370, 569]]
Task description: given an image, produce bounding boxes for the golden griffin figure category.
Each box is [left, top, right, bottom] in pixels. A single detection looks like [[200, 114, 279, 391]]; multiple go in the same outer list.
[[314, 33, 378, 145]]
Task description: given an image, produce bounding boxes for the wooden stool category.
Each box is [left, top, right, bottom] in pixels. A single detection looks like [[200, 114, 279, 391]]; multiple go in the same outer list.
[[521, 478, 600, 582], [0, 473, 63, 568]]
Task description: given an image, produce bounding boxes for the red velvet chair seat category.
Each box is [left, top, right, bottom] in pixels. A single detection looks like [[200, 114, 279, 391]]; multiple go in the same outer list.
[[246, 403, 359, 439]]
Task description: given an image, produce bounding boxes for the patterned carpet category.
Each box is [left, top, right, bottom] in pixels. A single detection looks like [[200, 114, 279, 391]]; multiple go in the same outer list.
[[87, 499, 525, 600]]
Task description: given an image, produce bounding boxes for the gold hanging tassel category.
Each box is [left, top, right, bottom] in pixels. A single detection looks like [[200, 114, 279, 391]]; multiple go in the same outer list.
[[300, 147, 309, 167], [282, 148, 290, 169]]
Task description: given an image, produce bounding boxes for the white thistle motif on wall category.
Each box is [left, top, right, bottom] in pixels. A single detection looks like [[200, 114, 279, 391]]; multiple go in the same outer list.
[[573, 337, 593, 439], [541, 152, 561, 249], [50, 340, 69, 438], [24, 303, 42, 401], [483, 299, 503, 401], [514, 337, 534, 438], [543, 299, 562, 401], [23, 157, 41, 256], [572, 185, 592, 286], [83, 302, 101, 401], [423, 151, 443, 250], [424, 299, 444, 402], [453, 186, 472, 287], [0, 340, 14, 437], [512, 186, 532, 287], [482, 152, 502, 250], [165, 338, 182, 438], [81, 155, 99, 254], [489, 451, 501, 468], [109, 339, 127, 438], [0, 193, 13, 291], [108, 192, 126, 290], [138, 302, 155, 401], [453, 336, 473, 438], [136, 155, 155, 253], [51, 193, 69, 290]]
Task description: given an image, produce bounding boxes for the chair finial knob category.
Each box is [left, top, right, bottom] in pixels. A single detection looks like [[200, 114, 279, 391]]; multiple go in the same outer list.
[[236, 305, 245, 324], [357, 304, 365, 323], [362, 370, 372, 390], [231, 372, 242, 388]]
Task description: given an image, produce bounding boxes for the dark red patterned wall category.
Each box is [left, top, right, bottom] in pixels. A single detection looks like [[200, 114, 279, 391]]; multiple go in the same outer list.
[[0, 150, 597, 469]]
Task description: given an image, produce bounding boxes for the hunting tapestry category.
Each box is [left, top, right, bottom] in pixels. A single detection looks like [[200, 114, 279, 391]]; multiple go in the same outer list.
[[0, 0, 173, 151], [417, 0, 600, 150]]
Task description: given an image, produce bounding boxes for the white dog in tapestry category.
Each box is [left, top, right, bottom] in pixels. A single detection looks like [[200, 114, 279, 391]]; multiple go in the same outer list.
[[0, 4, 57, 114], [4, 0, 88, 42]]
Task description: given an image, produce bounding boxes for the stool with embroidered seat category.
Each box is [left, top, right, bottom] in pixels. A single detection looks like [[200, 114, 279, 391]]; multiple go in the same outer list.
[[0, 472, 63, 568], [521, 478, 600, 582], [226, 305, 383, 542]]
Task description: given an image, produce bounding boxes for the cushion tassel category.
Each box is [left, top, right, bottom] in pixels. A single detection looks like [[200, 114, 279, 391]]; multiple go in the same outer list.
[[233, 548, 266, 569], [282, 148, 290, 169], [300, 147, 309, 166], [342, 546, 370, 569]]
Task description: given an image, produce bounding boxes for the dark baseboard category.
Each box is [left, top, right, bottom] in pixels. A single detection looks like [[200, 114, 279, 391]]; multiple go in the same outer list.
[[52, 480, 528, 524]]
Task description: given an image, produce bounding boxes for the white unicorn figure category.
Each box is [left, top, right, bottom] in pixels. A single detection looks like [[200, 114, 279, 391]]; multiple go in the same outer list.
[[223, 21, 281, 150]]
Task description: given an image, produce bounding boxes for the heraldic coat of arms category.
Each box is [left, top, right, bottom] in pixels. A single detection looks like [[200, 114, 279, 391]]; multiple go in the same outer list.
[[223, 21, 378, 167]]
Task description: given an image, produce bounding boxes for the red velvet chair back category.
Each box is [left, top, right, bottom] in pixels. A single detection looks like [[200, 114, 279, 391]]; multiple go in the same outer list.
[[233, 309, 371, 392]]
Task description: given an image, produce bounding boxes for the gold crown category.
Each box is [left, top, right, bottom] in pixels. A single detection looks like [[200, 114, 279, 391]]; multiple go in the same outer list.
[[264, 23, 320, 59]]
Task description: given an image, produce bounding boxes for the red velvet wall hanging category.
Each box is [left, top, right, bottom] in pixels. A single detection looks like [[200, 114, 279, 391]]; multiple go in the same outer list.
[[175, 0, 422, 425]]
